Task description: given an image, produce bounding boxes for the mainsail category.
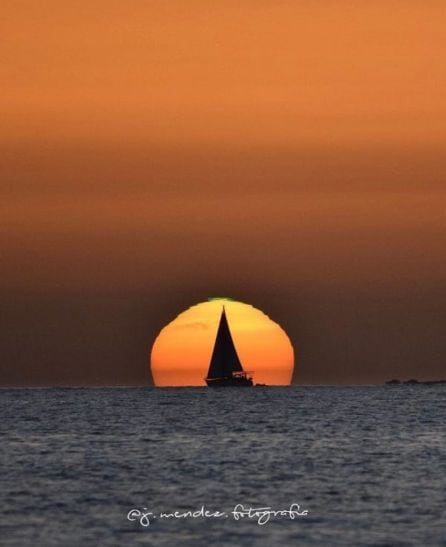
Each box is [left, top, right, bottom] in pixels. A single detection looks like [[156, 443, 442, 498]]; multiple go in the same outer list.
[[206, 307, 244, 379]]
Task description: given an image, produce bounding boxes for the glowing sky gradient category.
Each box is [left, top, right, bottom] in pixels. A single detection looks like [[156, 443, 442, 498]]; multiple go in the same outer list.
[[1, 2, 446, 386]]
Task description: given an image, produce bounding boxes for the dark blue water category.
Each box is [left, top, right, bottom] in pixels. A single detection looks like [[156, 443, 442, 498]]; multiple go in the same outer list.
[[1, 387, 445, 546]]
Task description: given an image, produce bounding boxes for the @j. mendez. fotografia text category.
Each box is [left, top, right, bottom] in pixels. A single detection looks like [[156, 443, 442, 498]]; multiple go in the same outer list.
[[127, 503, 309, 527]]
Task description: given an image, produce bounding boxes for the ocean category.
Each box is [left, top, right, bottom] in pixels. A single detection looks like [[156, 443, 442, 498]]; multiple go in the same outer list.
[[1, 386, 445, 546]]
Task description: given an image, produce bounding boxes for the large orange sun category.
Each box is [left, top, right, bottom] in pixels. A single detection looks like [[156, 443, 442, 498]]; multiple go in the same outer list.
[[150, 298, 295, 386]]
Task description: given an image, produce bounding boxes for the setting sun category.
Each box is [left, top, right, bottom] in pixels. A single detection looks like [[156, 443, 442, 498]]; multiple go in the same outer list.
[[150, 298, 294, 386]]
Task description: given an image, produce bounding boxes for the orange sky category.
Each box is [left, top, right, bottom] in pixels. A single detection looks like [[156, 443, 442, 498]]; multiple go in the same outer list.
[[1, 2, 446, 385], [2, 1, 446, 147]]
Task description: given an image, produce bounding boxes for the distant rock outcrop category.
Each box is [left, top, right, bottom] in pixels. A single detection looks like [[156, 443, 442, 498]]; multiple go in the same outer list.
[[385, 379, 446, 385]]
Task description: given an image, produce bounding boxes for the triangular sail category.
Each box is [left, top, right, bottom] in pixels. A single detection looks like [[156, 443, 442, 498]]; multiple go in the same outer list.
[[206, 308, 244, 379]]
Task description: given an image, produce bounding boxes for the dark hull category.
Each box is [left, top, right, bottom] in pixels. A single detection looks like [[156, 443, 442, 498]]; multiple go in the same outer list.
[[206, 376, 253, 387]]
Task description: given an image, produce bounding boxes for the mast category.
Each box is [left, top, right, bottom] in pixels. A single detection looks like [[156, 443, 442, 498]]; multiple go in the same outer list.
[[206, 307, 244, 379]]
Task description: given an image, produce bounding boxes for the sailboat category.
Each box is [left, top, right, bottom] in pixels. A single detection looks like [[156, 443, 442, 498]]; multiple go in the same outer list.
[[205, 306, 254, 387]]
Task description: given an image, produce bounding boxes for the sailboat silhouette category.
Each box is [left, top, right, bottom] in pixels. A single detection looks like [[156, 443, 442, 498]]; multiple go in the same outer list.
[[205, 307, 254, 387]]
